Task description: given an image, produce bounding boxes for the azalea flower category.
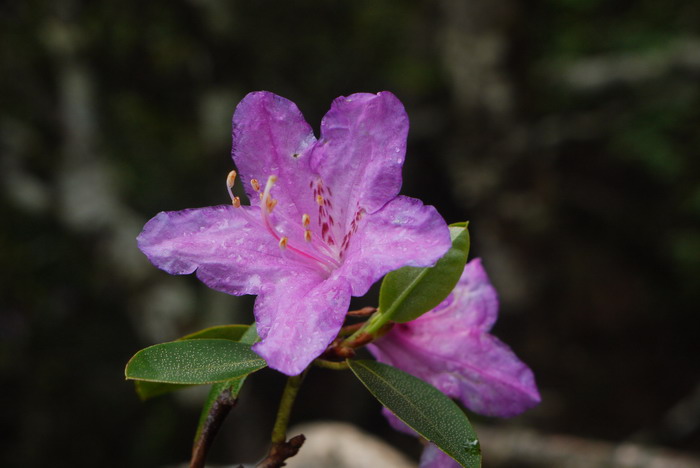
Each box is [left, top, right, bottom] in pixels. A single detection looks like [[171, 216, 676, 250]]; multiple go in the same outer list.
[[137, 91, 451, 376], [369, 258, 540, 417], [368, 258, 540, 466]]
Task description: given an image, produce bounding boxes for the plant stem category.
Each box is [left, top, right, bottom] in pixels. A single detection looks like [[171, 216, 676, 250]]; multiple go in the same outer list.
[[190, 388, 236, 468], [271, 372, 305, 444], [313, 359, 350, 370], [343, 309, 387, 344]]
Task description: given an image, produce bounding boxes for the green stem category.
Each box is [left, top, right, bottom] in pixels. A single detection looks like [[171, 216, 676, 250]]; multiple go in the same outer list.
[[313, 359, 350, 370], [343, 309, 387, 344], [271, 372, 305, 444]]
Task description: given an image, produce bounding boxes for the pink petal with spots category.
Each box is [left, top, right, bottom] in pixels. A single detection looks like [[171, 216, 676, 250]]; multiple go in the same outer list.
[[231, 92, 319, 223], [313, 91, 408, 217]]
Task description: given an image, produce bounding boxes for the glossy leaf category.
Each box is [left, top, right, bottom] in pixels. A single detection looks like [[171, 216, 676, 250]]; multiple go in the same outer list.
[[125, 339, 266, 385], [194, 324, 260, 442], [134, 324, 256, 400], [380, 224, 470, 323], [180, 324, 250, 341], [348, 359, 481, 468]]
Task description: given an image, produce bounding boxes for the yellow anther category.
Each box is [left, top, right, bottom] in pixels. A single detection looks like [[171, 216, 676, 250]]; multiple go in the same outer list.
[[251, 179, 261, 192], [304, 230, 312, 242], [232, 196, 241, 208], [226, 171, 238, 206], [278, 236, 288, 249], [316, 195, 324, 205], [266, 198, 278, 212], [302, 213, 310, 227], [226, 170, 237, 188]]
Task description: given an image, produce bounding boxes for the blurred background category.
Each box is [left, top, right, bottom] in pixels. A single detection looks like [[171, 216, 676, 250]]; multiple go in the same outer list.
[[2, 0, 699, 466]]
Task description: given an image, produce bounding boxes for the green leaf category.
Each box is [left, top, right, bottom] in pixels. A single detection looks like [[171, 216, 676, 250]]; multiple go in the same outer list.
[[134, 324, 259, 400], [125, 339, 266, 385], [180, 324, 250, 341], [194, 324, 260, 441], [348, 360, 480, 468], [379, 223, 470, 323]]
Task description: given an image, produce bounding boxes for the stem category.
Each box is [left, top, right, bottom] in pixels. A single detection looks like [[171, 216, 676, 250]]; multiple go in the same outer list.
[[343, 309, 387, 344], [313, 359, 350, 370], [190, 388, 236, 468], [271, 372, 305, 444], [257, 372, 307, 468]]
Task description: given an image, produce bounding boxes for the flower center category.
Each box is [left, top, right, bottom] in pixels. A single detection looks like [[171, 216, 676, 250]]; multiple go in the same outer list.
[[226, 171, 343, 273]]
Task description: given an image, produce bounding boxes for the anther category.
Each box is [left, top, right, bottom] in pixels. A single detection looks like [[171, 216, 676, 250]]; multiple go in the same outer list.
[[226, 170, 237, 188], [302, 213, 310, 227], [304, 230, 312, 242], [251, 179, 261, 192], [278, 237, 288, 249], [266, 198, 278, 212], [226, 170, 239, 207], [316, 195, 324, 205]]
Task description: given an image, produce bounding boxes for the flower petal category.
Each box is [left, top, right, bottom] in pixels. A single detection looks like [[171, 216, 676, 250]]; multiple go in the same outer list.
[[252, 274, 352, 375], [312, 92, 408, 217], [419, 444, 461, 468], [370, 330, 541, 418], [231, 91, 319, 221], [381, 407, 417, 437], [338, 195, 451, 296], [446, 333, 541, 417], [137, 205, 298, 296], [412, 258, 499, 334]]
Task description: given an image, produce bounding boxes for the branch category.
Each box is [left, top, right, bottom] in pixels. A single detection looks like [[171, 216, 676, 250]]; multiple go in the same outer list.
[[190, 388, 237, 468], [256, 435, 306, 468]]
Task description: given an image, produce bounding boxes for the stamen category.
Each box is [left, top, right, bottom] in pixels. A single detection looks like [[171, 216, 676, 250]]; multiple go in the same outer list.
[[302, 213, 310, 227], [226, 170, 237, 188], [251, 179, 261, 192], [316, 195, 324, 205], [266, 198, 278, 212], [256, 174, 342, 271], [226, 170, 239, 207]]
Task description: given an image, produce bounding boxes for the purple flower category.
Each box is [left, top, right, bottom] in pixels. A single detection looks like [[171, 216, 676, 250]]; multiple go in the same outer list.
[[369, 258, 540, 417], [370, 259, 540, 466], [137, 91, 451, 376]]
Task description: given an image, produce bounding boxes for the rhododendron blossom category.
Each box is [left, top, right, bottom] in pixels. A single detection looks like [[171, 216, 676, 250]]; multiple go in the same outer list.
[[137, 91, 451, 376], [370, 258, 540, 417], [368, 258, 540, 468], [370, 258, 540, 466]]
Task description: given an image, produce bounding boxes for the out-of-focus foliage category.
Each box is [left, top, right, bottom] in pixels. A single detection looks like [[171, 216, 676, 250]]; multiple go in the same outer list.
[[1, 0, 699, 467]]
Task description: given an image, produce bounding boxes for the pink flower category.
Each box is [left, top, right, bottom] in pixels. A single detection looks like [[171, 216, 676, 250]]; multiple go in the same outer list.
[[137, 91, 451, 376], [369, 258, 540, 417], [370, 258, 540, 466]]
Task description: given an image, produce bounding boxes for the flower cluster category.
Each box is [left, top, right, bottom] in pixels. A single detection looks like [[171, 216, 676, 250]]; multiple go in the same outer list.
[[136, 91, 540, 467]]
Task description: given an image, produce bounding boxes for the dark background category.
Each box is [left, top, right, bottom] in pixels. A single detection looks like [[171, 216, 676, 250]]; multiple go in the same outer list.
[[2, 0, 699, 466]]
